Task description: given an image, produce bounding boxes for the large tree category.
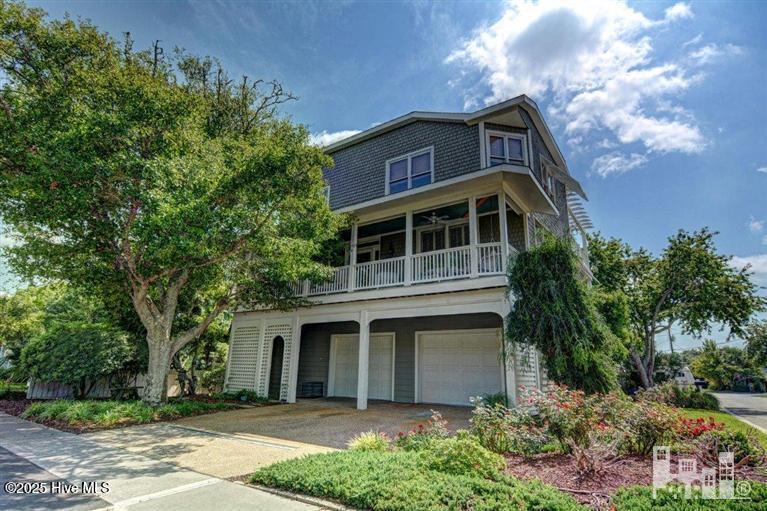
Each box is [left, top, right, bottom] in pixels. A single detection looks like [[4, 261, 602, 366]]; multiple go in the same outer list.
[[588, 229, 764, 388], [506, 234, 625, 393], [0, 3, 341, 404]]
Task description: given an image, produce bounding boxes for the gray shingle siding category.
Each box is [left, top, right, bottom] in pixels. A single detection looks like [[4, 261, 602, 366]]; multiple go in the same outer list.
[[325, 121, 480, 210]]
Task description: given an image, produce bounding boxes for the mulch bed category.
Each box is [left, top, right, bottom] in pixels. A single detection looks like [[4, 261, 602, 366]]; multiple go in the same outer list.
[[506, 452, 767, 508], [0, 398, 33, 417]]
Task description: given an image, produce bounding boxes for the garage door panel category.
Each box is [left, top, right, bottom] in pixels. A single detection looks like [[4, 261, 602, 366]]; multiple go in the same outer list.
[[332, 334, 393, 400], [418, 330, 503, 406]]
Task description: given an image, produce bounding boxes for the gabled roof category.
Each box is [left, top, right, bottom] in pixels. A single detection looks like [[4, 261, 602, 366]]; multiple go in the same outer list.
[[323, 94, 570, 175]]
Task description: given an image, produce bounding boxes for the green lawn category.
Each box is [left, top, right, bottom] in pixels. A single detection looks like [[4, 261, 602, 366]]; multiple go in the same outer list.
[[21, 399, 235, 430], [679, 408, 767, 448]]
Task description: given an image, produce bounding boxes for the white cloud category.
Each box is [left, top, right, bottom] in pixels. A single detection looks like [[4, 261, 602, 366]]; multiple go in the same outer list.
[[664, 2, 693, 22], [689, 43, 743, 65], [750, 216, 765, 233], [309, 129, 361, 147], [591, 151, 648, 177], [683, 33, 703, 47], [731, 254, 767, 287], [757, 166, 767, 174], [447, 0, 741, 168]]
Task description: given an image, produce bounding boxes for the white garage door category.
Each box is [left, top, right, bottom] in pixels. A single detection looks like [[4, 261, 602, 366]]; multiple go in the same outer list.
[[418, 329, 503, 406], [330, 333, 394, 400]]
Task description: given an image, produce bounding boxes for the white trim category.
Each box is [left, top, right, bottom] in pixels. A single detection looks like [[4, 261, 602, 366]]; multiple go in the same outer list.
[[385, 146, 434, 196], [357, 310, 370, 410], [414, 327, 503, 404], [478, 121, 486, 168], [485, 129, 528, 167]]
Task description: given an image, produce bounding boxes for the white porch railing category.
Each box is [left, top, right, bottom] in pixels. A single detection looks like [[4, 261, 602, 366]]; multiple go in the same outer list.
[[477, 243, 503, 275], [355, 256, 405, 290], [412, 245, 472, 283], [308, 266, 350, 295], [293, 244, 519, 297]]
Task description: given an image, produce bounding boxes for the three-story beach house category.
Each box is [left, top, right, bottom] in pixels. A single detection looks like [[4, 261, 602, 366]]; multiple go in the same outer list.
[[223, 95, 592, 409]]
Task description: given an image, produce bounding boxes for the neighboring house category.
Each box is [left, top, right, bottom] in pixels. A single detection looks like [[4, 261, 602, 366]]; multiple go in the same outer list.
[[223, 95, 592, 409], [674, 366, 696, 388]]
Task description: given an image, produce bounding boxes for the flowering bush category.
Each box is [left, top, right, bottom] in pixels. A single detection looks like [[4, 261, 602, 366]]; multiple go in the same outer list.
[[348, 431, 390, 452], [470, 399, 549, 456], [395, 410, 449, 451], [615, 401, 680, 455], [675, 416, 723, 438], [519, 385, 598, 449]]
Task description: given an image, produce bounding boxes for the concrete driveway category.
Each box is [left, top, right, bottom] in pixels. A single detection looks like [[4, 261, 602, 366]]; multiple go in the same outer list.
[[712, 392, 767, 432], [175, 398, 473, 449], [83, 398, 472, 479]]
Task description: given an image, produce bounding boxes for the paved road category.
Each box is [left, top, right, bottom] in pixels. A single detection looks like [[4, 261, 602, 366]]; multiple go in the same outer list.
[[0, 413, 326, 511], [0, 447, 108, 511], [712, 392, 767, 432]]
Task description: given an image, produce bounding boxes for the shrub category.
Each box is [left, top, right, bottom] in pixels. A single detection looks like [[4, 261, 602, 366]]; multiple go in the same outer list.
[[616, 401, 680, 455], [348, 431, 390, 452], [218, 389, 268, 403], [567, 431, 621, 477], [20, 399, 232, 428], [395, 410, 449, 451], [694, 429, 766, 466], [419, 436, 505, 480], [475, 392, 507, 407], [675, 416, 723, 438], [252, 450, 586, 511], [520, 385, 596, 449], [613, 483, 767, 510], [636, 383, 719, 410], [470, 401, 549, 456]]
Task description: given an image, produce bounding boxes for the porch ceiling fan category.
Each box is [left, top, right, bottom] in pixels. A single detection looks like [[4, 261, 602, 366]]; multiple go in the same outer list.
[[421, 212, 450, 225]]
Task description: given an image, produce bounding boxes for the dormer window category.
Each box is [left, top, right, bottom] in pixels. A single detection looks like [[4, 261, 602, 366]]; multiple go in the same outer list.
[[486, 131, 527, 166], [386, 147, 433, 194]]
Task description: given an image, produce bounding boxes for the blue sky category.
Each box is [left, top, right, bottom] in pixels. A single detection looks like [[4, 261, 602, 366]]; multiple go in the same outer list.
[[3, 1, 766, 350]]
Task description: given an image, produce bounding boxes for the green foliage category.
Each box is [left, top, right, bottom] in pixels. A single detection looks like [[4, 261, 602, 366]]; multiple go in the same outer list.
[[744, 320, 767, 366], [470, 402, 550, 456], [506, 235, 621, 393], [636, 382, 720, 410], [217, 388, 269, 403], [21, 399, 232, 428], [679, 409, 767, 449], [251, 450, 586, 511], [0, 2, 342, 403], [613, 483, 767, 510], [347, 431, 391, 452], [419, 436, 505, 479], [19, 321, 134, 398], [394, 410, 450, 451], [691, 340, 764, 390], [588, 229, 765, 388], [616, 401, 680, 455]]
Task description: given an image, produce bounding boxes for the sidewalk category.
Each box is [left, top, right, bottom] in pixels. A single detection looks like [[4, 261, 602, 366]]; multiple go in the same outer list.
[[0, 413, 323, 510]]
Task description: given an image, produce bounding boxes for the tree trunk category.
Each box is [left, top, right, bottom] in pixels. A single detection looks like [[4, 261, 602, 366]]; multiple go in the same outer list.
[[631, 351, 652, 388], [143, 338, 174, 406]]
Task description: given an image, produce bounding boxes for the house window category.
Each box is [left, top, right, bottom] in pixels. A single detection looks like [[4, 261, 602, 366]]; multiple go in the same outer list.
[[386, 147, 433, 195], [540, 163, 556, 197], [486, 131, 527, 166]]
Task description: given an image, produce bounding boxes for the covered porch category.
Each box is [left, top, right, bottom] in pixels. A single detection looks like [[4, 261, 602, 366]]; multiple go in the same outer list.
[[295, 191, 529, 297]]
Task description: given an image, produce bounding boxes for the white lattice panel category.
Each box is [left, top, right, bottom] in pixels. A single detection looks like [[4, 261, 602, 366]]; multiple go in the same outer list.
[[258, 323, 293, 399], [514, 345, 539, 391], [225, 324, 261, 392]]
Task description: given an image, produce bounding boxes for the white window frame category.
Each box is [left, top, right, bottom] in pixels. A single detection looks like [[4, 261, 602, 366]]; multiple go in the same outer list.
[[485, 130, 528, 167], [385, 146, 435, 195], [323, 185, 331, 203]]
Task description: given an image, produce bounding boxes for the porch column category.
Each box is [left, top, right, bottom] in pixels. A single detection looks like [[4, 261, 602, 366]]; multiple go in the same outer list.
[[356, 310, 370, 410], [501, 316, 517, 406], [404, 211, 413, 285], [498, 191, 510, 272], [468, 196, 478, 278], [286, 316, 301, 403], [348, 221, 358, 292]]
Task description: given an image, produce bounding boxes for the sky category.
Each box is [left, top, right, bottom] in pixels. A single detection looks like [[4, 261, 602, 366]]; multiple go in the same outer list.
[[3, 0, 767, 350]]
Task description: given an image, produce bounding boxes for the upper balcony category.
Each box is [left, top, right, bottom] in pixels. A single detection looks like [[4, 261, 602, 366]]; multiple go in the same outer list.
[[292, 190, 529, 304]]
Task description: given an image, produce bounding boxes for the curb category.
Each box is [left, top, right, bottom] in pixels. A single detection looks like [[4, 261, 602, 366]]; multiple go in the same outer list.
[[719, 406, 767, 435], [246, 482, 355, 511]]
